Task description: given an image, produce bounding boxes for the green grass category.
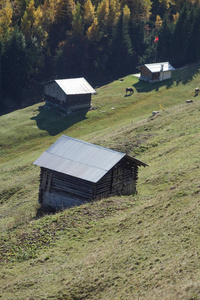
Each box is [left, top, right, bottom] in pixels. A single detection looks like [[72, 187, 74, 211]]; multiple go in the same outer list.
[[0, 64, 200, 299]]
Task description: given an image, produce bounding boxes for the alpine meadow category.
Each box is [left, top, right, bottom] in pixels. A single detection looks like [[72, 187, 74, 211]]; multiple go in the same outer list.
[[0, 65, 200, 299], [1, 0, 200, 299]]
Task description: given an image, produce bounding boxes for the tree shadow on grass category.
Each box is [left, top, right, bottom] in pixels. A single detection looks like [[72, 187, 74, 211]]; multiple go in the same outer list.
[[133, 78, 174, 93], [174, 64, 200, 85], [31, 104, 88, 136]]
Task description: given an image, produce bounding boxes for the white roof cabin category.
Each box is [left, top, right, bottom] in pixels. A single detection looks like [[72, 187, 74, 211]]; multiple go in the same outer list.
[[43, 78, 96, 112], [138, 62, 175, 82]]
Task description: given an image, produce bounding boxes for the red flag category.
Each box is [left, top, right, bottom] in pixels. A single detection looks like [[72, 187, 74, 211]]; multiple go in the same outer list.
[[154, 36, 159, 43]]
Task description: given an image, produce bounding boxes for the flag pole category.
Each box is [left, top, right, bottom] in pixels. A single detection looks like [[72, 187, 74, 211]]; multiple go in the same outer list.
[[155, 44, 157, 62], [154, 36, 159, 62]]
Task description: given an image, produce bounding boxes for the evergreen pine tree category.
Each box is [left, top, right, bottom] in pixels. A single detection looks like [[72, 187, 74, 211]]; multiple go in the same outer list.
[[0, 37, 3, 106], [186, 5, 200, 63], [157, 14, 173, 62], [107, 5, 134, 76], [171, 2, 193, 67], [129, 19, 145, 63], [2, 29, 28, 102]]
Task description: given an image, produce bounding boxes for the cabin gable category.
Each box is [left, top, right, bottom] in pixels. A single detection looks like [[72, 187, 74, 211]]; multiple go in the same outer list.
[[44, 81, 66, 102]]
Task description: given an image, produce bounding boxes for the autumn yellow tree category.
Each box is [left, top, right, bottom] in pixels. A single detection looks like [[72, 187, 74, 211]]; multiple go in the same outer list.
[[21, 0, 48, 46], [21, 0, 36, 39], [123, 3, 130, 21], [54, 0, 75, 27], [33, 6, 48, 46], [121, 0, 152, 21], [0, 0, 13, 40], [155, 15, 162, 30], [96, 0, 109, 30], [173, 12, 179, 24], [159, 0, 170, 10], [107, 0, 121, 28], [42, 0, 57, 26], [83, 0, 95, 27], [86, 17, 99, 40]]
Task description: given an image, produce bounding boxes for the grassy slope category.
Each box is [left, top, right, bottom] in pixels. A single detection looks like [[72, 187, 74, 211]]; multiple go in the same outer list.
[[0, 64, 200, 299]]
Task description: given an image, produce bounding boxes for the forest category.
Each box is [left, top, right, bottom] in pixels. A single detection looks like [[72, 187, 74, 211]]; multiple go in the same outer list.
[[1, 0, 200, 113]]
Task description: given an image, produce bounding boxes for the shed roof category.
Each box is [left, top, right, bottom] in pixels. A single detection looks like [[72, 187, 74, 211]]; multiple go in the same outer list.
[[34, 135, 147, 183], [51, 78, 96, 95], [138, 62, 175, 73]]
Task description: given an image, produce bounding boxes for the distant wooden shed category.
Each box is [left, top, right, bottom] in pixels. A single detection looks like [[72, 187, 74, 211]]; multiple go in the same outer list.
[[138, 62, 175, 82], [43, 78, 96, 112], [34, 135, 147, 210]]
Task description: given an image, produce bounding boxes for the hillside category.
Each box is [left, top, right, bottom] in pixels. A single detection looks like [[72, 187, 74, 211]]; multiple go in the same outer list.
[[0, 65, 200, 299]]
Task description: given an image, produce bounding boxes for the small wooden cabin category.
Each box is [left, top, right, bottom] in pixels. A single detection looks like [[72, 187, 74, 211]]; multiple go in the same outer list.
[[34, 135, 147, 210], [138, 62, 175, 82], [43, 78, 96, 112]]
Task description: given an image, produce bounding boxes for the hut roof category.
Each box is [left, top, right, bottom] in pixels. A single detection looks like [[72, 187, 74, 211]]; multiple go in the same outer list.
[[34, 135, 147, 183], [138, 62, 175, 73], [48, 78, 96, 95]]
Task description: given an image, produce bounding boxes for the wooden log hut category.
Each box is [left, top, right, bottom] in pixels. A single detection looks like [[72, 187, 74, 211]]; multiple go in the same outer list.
[[43, 78, 96, 112], [34, 135, 147, 210]]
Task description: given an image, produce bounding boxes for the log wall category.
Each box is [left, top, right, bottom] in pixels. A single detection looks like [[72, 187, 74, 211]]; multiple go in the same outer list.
[[45, 94, 91, 112], [38, 158, 139, 209], [95, 158, 138, 199], [39, 168, 94, 209]]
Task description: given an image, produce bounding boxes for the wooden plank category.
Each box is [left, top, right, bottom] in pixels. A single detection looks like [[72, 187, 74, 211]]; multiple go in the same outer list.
[[41, 170, 47, 190], [47, 172, 52, 191]]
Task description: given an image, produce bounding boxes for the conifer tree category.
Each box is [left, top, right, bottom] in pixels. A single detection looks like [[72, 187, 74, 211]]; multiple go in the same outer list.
[[83, 0, 95, 27], [57, 1, 87, 77], [107, 0, 121, 29], [54, 0, 75, 28], [157, 13, 173, 62], [42, 0, 74, 56], [21, 0, 48, 47], [0, 37, 3, 98], [2, 28, 28, 102], [42, 0, 57, 26], [0, 37, 5, 113], [172, 2, 193, 67], [155, 15, 162, 30], [71, 2, 84, 37], [107, 5, 134, 76], [186, 4, 200, 63], [122, 4, 133, 56], [96, 0, 109, 31], [129, 18, 145, 60], [15, 0, 30, 20], [86, 17, 100, 76], [121, 0, 152, 21], [21, 0, 36, 40], [0, 0, 13, 40], [87, 17, 99, 41]]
